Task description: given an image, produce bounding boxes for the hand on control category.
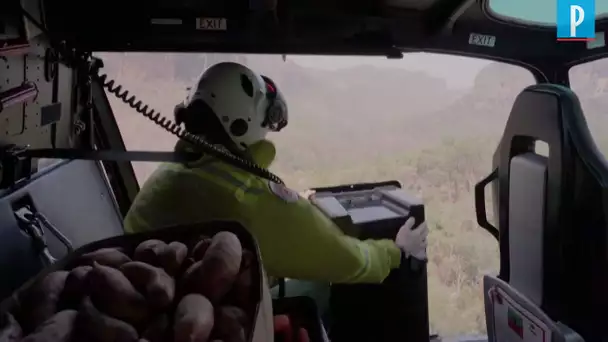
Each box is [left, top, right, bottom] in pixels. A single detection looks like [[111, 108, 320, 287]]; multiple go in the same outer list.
[[395, 217, 428, 261]]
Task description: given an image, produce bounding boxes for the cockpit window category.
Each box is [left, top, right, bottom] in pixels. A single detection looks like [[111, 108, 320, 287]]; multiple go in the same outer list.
[[488, 0, 608, 25], [98, 52, 534, 336]]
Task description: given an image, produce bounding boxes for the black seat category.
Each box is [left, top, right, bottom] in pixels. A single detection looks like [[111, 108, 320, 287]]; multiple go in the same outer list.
[[475, 84, 608, 342]]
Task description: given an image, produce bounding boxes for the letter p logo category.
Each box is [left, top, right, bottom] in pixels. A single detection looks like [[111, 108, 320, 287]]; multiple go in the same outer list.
[[557, 0, 595, 40], [570, 5, 585, 36]]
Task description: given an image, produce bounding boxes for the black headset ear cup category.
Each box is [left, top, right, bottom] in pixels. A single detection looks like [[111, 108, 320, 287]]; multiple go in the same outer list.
[[267, 104, 281, 123]]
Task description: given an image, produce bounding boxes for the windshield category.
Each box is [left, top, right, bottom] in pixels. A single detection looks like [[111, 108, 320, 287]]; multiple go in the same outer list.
[[489, 0, 608, 25], [99, 52, 537, 336]]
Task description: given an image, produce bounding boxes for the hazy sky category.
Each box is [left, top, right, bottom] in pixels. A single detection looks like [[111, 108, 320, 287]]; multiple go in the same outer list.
[[489, 0, 608, 24], [289, 53, 491, 88]]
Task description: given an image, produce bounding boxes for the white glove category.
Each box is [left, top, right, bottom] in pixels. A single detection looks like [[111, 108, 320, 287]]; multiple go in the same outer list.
[[299, 189, 316, 199], [395, 217, 428, 260]]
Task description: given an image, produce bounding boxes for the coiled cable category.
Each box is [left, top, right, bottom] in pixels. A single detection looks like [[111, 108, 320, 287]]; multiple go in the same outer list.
[[19, 9, 284, 185], [95, 64, 285, 185]]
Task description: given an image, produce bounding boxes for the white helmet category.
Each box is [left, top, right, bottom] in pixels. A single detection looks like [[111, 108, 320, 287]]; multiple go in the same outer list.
[[181, 62, 288, 150]]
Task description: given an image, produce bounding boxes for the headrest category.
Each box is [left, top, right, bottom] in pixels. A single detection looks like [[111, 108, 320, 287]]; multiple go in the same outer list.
[[504, 84, 579, 145], [505, 84, 606, 177]]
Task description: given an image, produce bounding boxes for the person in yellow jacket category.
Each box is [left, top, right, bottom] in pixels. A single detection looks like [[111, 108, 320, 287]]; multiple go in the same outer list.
[[124, 62, 428, 286]]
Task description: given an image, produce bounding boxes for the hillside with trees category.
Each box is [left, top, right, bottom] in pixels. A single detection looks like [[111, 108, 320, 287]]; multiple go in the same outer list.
[[98, 52, 608, 336]]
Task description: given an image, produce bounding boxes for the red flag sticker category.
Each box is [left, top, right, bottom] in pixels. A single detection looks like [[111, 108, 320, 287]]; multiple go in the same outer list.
[[269, 182, 299, 203], [507, 307, 524, 339]]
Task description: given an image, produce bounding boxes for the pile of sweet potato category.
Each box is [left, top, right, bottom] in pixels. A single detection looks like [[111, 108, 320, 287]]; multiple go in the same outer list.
[[0, 231, 257, 342]]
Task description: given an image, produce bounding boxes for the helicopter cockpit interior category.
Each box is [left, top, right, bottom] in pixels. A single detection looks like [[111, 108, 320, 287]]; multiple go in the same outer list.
[[2, 0, 608, 341]]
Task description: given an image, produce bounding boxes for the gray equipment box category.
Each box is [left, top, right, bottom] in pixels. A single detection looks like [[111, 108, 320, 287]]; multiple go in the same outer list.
[[309, 180, 424, 240], [309, 180, 430, 342]]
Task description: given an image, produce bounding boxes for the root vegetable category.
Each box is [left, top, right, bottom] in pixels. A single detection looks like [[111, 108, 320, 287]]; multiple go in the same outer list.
[[191, 238, 212, 261], [17, 271, 68, 332], [217, 307, 248, 328], [141, 314, 169, 342], [60, 265, 93, 309], [181, 261, 201, 293], [133, 240, 167, 266], [119, 262, 175, 310], [87, 263, 149, 325], [180, 258, 196, 276], [78, 248, 131, 268], [187, 235, 210, 251], [0, 313, 22, 342], [174, 294, 214, 342], [240, 250, 254, 270], [9, 233, 256, 342], [158, 241, 188, 276], [227, 268, 253, 309], [213, 306, 247, 342], [75, 297, 138, 342], [228, 249, 256, 308], [181, 232, 242, 303], [21, 310, 77, 342]]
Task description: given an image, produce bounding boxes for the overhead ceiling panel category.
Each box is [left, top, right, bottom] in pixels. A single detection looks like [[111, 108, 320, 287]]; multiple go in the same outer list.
[[385, 0, 437, 10]]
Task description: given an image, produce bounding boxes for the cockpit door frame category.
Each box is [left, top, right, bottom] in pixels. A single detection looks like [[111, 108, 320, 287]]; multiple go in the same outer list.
[[90, 80, 139, 217]]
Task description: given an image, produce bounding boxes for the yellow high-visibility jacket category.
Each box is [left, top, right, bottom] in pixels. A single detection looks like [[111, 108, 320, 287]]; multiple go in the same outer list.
[[124, 140, 402, 283]]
